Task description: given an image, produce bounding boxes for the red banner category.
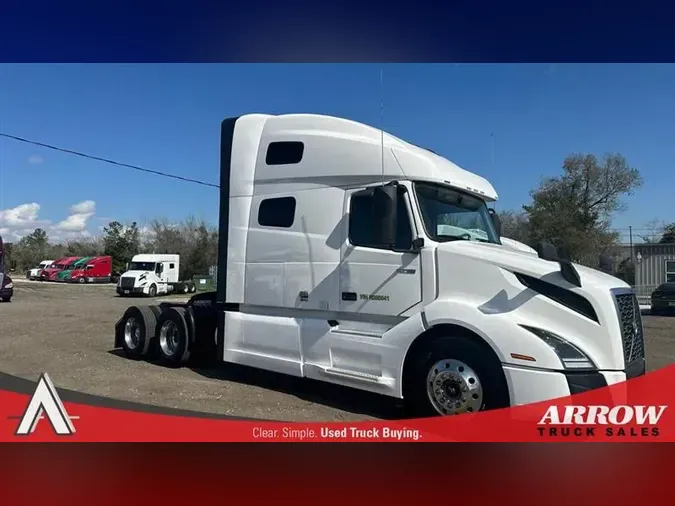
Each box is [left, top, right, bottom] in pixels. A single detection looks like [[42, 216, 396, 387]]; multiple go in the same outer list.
[[1, 364, 673, 442]]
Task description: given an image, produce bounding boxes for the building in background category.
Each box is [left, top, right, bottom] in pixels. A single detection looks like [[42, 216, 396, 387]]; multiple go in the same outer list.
[[634, 242, 675, 295]]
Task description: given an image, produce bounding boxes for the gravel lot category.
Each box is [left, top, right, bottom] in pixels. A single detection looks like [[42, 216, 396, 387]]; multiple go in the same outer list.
[[1, 278, 673, 421]]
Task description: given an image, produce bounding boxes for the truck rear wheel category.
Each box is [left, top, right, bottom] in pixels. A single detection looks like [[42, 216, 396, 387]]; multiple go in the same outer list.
[[403, 335, 509, 418], [119, 305, 161, 360], [156, 307, 191, 366]]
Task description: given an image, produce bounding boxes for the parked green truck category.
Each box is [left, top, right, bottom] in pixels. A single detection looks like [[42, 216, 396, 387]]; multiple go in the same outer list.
[[56, 257, 93, 282]]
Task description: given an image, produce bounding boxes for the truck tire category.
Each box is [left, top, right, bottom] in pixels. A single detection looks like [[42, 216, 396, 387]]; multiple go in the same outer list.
[[188, 282, 196, 293], [403, 335, 509, 418], [118, 305, 161, 360], [148, 284, 157, 297], [78, 277, 86, 284], [155, 307, 191, 366]]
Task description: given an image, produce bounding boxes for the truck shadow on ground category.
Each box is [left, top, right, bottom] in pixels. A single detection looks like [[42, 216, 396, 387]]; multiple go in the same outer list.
[[107, 349, 406, 420]]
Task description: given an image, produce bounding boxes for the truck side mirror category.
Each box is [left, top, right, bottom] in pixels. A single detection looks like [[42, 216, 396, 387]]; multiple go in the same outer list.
[[125, 263, 129, 271], [372, 185, 397, 247], [488, 208, 501, 237]]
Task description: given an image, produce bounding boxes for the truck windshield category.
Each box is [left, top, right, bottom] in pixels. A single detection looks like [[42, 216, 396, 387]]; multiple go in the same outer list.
[[414, 182, 499, 244], [129, 262, 156, 271]]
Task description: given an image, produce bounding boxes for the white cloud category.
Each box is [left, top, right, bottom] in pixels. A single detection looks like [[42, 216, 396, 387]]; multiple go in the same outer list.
[[0, 203, 50, 234], [69, 200, 96, 215], [0, 202, 51, 241], [0, 200, 97, 242], [55, 200, 96, 234], [27, 154, 44, 165]]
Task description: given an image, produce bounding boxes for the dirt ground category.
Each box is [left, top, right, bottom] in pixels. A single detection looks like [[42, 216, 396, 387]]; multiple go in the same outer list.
[[1, 278, 674, 421]]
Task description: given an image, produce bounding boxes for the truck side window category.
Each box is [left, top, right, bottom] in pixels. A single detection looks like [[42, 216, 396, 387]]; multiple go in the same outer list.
[[349, 188, 412, 250], [258, 197, 297, 228], [169, 263, 175, 269], [265, 141, 304, 165]]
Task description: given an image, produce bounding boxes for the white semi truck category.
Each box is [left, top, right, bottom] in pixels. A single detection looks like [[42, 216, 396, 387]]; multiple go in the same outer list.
[[27, 260, 54, 280], [116, 254, 196, 297], [114, 113, 645, 417], [501, 237, 537, 255]]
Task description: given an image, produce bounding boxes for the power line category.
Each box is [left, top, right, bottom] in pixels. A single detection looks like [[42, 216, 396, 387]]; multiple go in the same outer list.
[[0, 132, 220, 189]]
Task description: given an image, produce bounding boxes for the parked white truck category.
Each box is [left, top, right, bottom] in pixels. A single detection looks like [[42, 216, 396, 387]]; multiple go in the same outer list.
[[27, 260, 53, 280], [114, 113, 645, 417], [116, 254, 195, 297]]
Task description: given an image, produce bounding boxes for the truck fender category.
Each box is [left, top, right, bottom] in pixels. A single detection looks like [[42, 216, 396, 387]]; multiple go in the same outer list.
[[397, 308, 505, 399]]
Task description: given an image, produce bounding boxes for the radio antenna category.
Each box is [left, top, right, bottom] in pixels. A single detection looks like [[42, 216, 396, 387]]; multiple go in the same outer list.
[[380, 68, 385, 186]]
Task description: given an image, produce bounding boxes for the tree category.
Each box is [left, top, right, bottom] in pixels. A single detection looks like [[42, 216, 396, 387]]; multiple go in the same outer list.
[[64, 238, 103, 257], [497, 210, 531, 244], [102, 221, 140, 274], [14, 228, 50, 271], [523, 153, 642, 266], [659, 223, 675, 244], [146, 216, 218, 279], [615, 257, 635, 285]]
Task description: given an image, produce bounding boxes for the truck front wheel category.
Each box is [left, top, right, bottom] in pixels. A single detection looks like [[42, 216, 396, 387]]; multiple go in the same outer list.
[[403, 335, 509, 418], [148, 284, 157, 297], [156, 307, 191, 366]]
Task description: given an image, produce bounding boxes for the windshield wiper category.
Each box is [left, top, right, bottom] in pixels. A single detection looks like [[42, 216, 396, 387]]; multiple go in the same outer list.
[[436, 234, 490, 243]]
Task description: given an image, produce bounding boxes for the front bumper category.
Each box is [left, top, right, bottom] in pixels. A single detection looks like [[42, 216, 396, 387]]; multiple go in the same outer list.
[[0, 287, 14, 299], [116, 286, 146, 295], [651, 298, 675, 310], [503, 358, 646, 406]]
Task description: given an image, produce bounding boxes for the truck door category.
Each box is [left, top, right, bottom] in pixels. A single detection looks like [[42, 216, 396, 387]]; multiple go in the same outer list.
[[339, 185, 422, 317]]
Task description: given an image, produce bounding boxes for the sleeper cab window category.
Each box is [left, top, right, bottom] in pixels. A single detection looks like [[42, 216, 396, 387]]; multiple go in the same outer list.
[[266, 141, 304, 165], [258, 197, 297, 228], [349, 187, 412, 250]]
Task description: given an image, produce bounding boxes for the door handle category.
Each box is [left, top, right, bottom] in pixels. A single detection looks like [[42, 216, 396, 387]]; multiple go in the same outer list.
[[341, 292, 357, 301]]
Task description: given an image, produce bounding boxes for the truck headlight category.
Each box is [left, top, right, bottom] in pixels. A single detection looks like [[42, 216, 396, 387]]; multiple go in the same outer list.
[[4, 282, 13, 289], [520, 325, 596, 370]]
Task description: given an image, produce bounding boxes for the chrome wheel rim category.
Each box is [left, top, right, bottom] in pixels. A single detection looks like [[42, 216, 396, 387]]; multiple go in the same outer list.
[[159, 321, 180, 356], [124, 317, 141, 349], [426, 359, 483, 415]]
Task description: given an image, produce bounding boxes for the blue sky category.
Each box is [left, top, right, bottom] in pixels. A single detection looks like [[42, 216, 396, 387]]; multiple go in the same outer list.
[[1, 64, 673, 244]]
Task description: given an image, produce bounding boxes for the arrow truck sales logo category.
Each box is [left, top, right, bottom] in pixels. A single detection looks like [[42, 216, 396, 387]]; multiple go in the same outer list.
[[11, 373, 78, 436], [537, 405, 667, 438]]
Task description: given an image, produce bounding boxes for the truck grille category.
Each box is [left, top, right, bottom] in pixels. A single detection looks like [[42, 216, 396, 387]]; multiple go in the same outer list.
[[612, 290, 645, 366], [120, 277, 135, 289]]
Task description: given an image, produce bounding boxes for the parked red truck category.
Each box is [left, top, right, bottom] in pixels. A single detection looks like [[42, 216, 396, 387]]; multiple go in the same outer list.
[[41, 256, 82, 281], [70, 255, 113, 283]]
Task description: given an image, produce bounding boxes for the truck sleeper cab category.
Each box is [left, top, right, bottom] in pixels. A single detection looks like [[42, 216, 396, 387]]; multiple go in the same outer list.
[[42, 256, 82, 281], [57, 257, 92, 282], [114, 113, 646, 417]]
